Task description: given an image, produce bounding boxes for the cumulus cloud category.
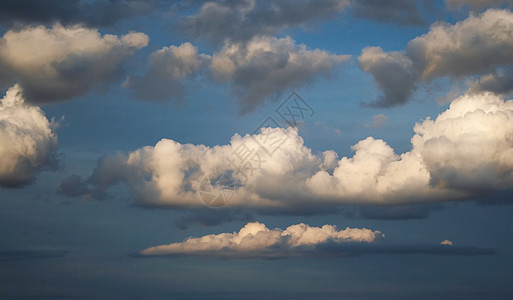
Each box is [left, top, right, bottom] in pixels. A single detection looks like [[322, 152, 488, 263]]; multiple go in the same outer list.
[[125, 42, 210, 101], [0, 0, 160, 28], [359, 9, 513, 107], [441, 239, 454, 245], [140, 222, 383, 258], [0, 85, 58, 188], [211, 36, 349, 113], [61, 92, 513, 211], [0, 24, 149, 104]]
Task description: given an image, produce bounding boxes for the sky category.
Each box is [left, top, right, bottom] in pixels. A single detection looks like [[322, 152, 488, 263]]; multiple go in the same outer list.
[[1, 0, 513, 299]]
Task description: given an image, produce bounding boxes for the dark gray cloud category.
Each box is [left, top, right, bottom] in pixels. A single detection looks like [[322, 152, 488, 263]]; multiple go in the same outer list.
[[125, 42, 210, 101], [446, 0, 513, 11], [353, 0, 431, 26], [358, 9, 513, 107], [0, 0, 159, 28], [180, 0, 351, 45], [471, 68, 513, 95]]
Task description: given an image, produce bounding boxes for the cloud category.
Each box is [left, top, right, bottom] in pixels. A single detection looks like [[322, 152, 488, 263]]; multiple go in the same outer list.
[[359, 9, 513, 107], [0, 85, 58, 188], [446, 0, 513, 11], [62, 91, 513, 212], [125, 42, 210, 101], [211, 36, 349, 113], [0, 0, 160, 28], [0, 24, 149, 104], [179, 0, 351, 45], [364, 114, 389, 129], [353, 0, 430, 26], [140, 222, 383, 258], [139, 221, 493, 258], [126, 36, 348, 113], [441, 239, 453, 245], [471, 67, 513, 95]]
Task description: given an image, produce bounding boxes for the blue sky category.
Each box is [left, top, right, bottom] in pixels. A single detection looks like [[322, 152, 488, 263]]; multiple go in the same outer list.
[[1, 1, 513, 299]]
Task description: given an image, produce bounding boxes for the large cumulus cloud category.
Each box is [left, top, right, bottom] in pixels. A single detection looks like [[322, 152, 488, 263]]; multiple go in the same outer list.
[[359, 9, 513, 107], [0, 85, 58, 187], [0, 24, 149, 104], [61, 91, 513, 209]]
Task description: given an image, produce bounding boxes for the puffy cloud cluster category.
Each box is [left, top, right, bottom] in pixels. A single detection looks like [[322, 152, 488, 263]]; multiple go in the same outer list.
[[359, 9, 513, 107], [127, 36, 348, 113], [0, 85, 58, 187], [0, 24, 149, 104], [140, 222, 383, 258], [211, 36, 349, 113], [62, 92, 513, 209]]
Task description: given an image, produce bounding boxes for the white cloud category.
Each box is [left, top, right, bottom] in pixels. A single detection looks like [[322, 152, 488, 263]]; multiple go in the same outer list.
[[359, 9, 513, 106], [63, 91, 513, 209], [0, 85, 58, 187], [441, 239, 454, 245], [140, 222, 383, 258], [0, 24, 149, 104]]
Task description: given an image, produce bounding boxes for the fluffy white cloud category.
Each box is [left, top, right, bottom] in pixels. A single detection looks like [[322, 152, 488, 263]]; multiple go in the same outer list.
[[359, 9, 513, 106], [0, 85, 58, 187], [0, 24, 149, 104], [140, 222, 383, 258], [211, 36, 349, 113], [62, 91, 513, 209]]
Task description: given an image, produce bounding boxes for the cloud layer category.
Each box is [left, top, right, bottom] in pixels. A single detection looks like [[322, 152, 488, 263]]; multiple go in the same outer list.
[[0, 85, 58, 187], [140, 221, 492, 258], [62, 91, 513, 210], [359, 9, 513, 106], [0, 24, 149, 104], [141, 221, 383, 258]]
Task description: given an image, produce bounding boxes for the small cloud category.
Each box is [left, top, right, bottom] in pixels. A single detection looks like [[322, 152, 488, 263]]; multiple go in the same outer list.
[[441, 239, 453, 246], [364, 114, 389, 129]]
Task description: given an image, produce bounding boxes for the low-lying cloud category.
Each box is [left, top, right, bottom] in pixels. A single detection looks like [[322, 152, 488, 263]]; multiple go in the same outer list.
[[140, 221, 493, 258]]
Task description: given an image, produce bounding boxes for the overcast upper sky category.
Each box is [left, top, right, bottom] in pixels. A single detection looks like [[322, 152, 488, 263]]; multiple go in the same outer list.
[[1, 1, 513, 299]]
